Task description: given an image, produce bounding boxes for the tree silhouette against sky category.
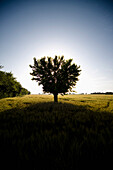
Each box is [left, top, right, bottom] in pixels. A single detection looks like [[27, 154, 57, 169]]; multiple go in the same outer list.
[[30, 56, 81, 102]]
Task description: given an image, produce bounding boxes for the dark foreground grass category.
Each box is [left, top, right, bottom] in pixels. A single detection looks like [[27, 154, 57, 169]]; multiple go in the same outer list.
[[0, 102, 113, 169]]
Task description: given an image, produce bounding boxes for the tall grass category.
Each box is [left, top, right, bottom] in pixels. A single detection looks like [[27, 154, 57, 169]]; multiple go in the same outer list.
[[0, 95, 113, 169]]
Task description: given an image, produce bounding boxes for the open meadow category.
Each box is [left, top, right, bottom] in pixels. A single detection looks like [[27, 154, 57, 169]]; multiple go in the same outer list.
[[0, 94, 113, 169]]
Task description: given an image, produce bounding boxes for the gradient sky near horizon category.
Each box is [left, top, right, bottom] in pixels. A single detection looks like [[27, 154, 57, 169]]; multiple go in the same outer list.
[[0, 0, 113, 94]]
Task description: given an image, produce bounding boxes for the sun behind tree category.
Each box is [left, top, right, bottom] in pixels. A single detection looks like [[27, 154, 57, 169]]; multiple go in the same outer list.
[[29, 56, 81, 102]]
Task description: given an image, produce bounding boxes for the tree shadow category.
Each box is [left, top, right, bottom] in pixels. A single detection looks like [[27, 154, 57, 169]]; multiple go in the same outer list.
[[0, 102, 113, 170]]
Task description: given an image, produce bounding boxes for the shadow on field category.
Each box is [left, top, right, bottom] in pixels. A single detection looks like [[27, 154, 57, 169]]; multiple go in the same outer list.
[[0, 102, 113, 170]]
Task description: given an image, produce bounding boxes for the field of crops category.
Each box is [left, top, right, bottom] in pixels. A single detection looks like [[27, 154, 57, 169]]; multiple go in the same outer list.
[[0, 94, 113, 169]]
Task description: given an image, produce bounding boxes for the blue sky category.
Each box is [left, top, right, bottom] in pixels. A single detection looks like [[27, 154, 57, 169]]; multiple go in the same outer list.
[[0, 0, 113, 94]]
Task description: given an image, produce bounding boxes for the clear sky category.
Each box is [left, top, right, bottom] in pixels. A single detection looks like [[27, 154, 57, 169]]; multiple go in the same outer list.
[[0, 0, 113, 94]]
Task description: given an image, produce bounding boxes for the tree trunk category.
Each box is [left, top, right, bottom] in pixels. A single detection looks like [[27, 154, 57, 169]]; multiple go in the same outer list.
[[54, 93, 58, 103]]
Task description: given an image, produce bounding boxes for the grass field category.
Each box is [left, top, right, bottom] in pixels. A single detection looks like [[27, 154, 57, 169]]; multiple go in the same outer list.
[[0, 94, 113, 169]]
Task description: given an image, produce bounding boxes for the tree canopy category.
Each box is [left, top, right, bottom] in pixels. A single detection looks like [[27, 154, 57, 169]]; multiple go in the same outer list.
[[0, 70, 30, 98], [0, 65, 4, 69], [30, 56, 81, 102]]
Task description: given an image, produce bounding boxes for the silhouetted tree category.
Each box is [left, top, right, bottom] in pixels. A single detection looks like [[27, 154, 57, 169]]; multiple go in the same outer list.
[[30, 56, 81, 102]]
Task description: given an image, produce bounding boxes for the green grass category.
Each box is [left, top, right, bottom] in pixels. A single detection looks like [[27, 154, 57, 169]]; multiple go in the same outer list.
[[0, 94, 113, 169]]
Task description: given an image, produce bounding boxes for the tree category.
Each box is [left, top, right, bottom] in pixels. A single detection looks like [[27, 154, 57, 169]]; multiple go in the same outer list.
[[0, 70, 30, 98], [29, 56, 81, 102], [0, 65, 4, 69]]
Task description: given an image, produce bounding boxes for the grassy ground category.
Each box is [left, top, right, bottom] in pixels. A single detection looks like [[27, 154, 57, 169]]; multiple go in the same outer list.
[[0, 94, 113, 169]]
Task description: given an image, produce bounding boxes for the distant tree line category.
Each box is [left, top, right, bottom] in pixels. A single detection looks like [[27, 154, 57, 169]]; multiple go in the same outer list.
[[0, 67, 30, 98], [91, 92, 113, 95]]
